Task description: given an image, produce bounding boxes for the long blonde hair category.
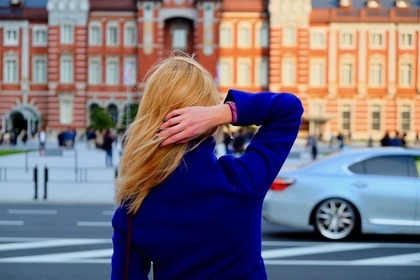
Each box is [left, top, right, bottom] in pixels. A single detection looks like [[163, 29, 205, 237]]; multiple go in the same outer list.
[[116, 53, 223, 214]]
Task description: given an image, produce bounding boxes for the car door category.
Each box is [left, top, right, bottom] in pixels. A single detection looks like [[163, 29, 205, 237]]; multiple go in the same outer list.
[[345, 155, 417, 232]]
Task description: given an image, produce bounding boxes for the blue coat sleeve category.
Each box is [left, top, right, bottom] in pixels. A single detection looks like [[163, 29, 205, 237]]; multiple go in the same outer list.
[[220, 89, 304, 196], [111, 209, 151, 280]]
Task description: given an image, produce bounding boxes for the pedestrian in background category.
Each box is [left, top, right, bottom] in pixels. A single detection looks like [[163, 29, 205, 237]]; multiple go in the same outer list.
[[111, 53, 303, 279], [102, 129, 114, 167], [39, 128, 46, 155]]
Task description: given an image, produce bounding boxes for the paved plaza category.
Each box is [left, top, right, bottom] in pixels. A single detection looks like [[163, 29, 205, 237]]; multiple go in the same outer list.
[[0, 136, 369, 205]]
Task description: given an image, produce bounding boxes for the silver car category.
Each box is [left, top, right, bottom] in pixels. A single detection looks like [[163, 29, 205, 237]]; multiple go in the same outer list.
[[263, 147, 420, 240]]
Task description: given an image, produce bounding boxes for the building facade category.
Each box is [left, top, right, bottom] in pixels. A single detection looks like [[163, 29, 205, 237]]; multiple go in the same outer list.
[[0, 0, 419, 142]]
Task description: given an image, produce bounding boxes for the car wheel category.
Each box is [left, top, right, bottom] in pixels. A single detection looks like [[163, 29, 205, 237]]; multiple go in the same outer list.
[[314, 198, 358, 240]]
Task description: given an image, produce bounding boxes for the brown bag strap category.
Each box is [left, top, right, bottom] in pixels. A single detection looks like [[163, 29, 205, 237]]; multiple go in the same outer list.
[[123, 214, 133, 280]]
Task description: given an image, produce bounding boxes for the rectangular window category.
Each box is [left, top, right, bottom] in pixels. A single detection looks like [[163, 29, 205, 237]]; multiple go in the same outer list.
[[60, 55, 73, 83], [340, 32, 353, 48], [220, 27, 232, 47], [238, 27, 250, 47], [172, 28, 187, 50], [400, 33, 413, 48], [89, 25, 101, 46], [61, 24, 74, 44], [340, 62, 353, 86], [4, 29, 19, 46], [124, 25, 136, 46], [310, 32, 325, 49], [33, 56, 47, 83], [369, 63, 383, 86], [33, 28, 47, 46], [259, 23, 269, 48], [283, 27, 295, 46], [341, 105, 351, 131], [106, 58, 119, 85], [371, 105, 381, 131], [107, 25, 119, 46], [400, 62, 412, 86], [258, 57, 268, 87], [123, 58, 137, 85], [370, 33, 383, 48], [59, 95, 73, 125], [88, 59, 101, 84], [237, 60, 250, 86], [282, 60, 295, 85], [310, 62, 324, 86], [400, 105, 411, 131], [219, 60, 232, 86], [4, 57, 18, 83]]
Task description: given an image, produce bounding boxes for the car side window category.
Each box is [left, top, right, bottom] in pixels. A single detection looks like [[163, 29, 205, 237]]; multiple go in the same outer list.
[[349, 155, 416, 177]]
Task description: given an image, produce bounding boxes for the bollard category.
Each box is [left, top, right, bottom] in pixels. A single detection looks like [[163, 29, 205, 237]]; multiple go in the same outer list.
[[33, 166, 38, 200], [43, 166, 48, 200]]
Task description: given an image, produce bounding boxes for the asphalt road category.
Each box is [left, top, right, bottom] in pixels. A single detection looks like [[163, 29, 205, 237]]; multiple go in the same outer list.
[[1, 203, 420, 280]]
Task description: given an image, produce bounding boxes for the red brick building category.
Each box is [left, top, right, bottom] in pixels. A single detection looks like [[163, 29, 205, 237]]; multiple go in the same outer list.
[[0, 0, 419, 142]]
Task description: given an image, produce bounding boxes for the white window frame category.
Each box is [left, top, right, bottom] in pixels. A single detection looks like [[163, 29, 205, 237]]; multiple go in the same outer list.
[[399, 104, 411, 132], [339, 58, 354, 86], [32, 56, 47, 84], [256, 22, 269, 48], [282, 58, 296, 86], [106, 23, 119, 46], [172, 26, 188, 50], [3, 54, 18, 83], [237, 23, 251, 48], [399, 59, 413, 87], [399, 32, 414, 50], [340, 104, 352, 132], [88, 57, 101, 85], [237, 58, 251, 86], [370, 104, 381, 132], [283, 27, 296, 46], [339, 31, 355, 49], [309, 59, 325, 87], [124, 22, 137, 46], [123, 57, 137, 85], [218, 58, 233, 86], [60, 24, 74, 45], [369, 32, 384, 49], [89, 22, 102, 46], [60, 54, 73, 83], [219, 24, 233, 47], [310, 29, 326, 49], [255, 56, 268, 87], [4, 28, 19, 46], [106, 57, 119, 85], [59, 93, 74, 125], [369, 58, 384, 87], [32, 26, 48, 46]]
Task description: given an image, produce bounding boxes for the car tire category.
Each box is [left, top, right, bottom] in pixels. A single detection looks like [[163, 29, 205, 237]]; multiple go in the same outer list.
[[313, 198, 358, 241]]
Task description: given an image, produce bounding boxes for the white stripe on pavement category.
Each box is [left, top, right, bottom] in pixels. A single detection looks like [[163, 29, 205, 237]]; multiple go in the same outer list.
[[262, 243, 379, 259], [0, 238, 110, 251], [8, 209, 57, 215], [264, 259, 420, 266], [102, 210, 114, 216], [0, 220, 24, 226], [0, 249, 113, 263], [353, 252, 420, 265], [77, 221, 111, 227]]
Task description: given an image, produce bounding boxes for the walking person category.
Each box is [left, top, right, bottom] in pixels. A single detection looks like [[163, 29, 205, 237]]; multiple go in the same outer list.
[[111, 53, 303, 279], [39, 128, 46, 155], [306, 134, 318, 160], [102, 129, 114, 167]]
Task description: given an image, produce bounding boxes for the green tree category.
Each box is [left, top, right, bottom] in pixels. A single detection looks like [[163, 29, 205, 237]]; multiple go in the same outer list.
[[120, 103, 139, 131], [90, 107, 115, 130]]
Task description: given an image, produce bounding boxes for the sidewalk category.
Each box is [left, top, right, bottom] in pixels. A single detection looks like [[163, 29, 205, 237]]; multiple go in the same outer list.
[[0, 137, 338, 205]]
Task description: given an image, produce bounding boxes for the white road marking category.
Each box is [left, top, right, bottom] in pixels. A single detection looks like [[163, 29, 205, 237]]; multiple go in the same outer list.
[[8, 209, 57, 215], [263, 259, 420, 266], [102, 210, 114, 216], [353, 252, 420, 265], [262, 243, 379, 259], [0, 220, 24, 226], [77, 221, 111, 227], [0, 238, 110, 251]]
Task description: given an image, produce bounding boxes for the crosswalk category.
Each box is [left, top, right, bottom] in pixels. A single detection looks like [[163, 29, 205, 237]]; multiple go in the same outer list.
[[1, 237, 420, 266]]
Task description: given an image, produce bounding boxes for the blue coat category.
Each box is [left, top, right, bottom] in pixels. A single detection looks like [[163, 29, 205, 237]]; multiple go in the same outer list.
[[112, 90, 303, 279]]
